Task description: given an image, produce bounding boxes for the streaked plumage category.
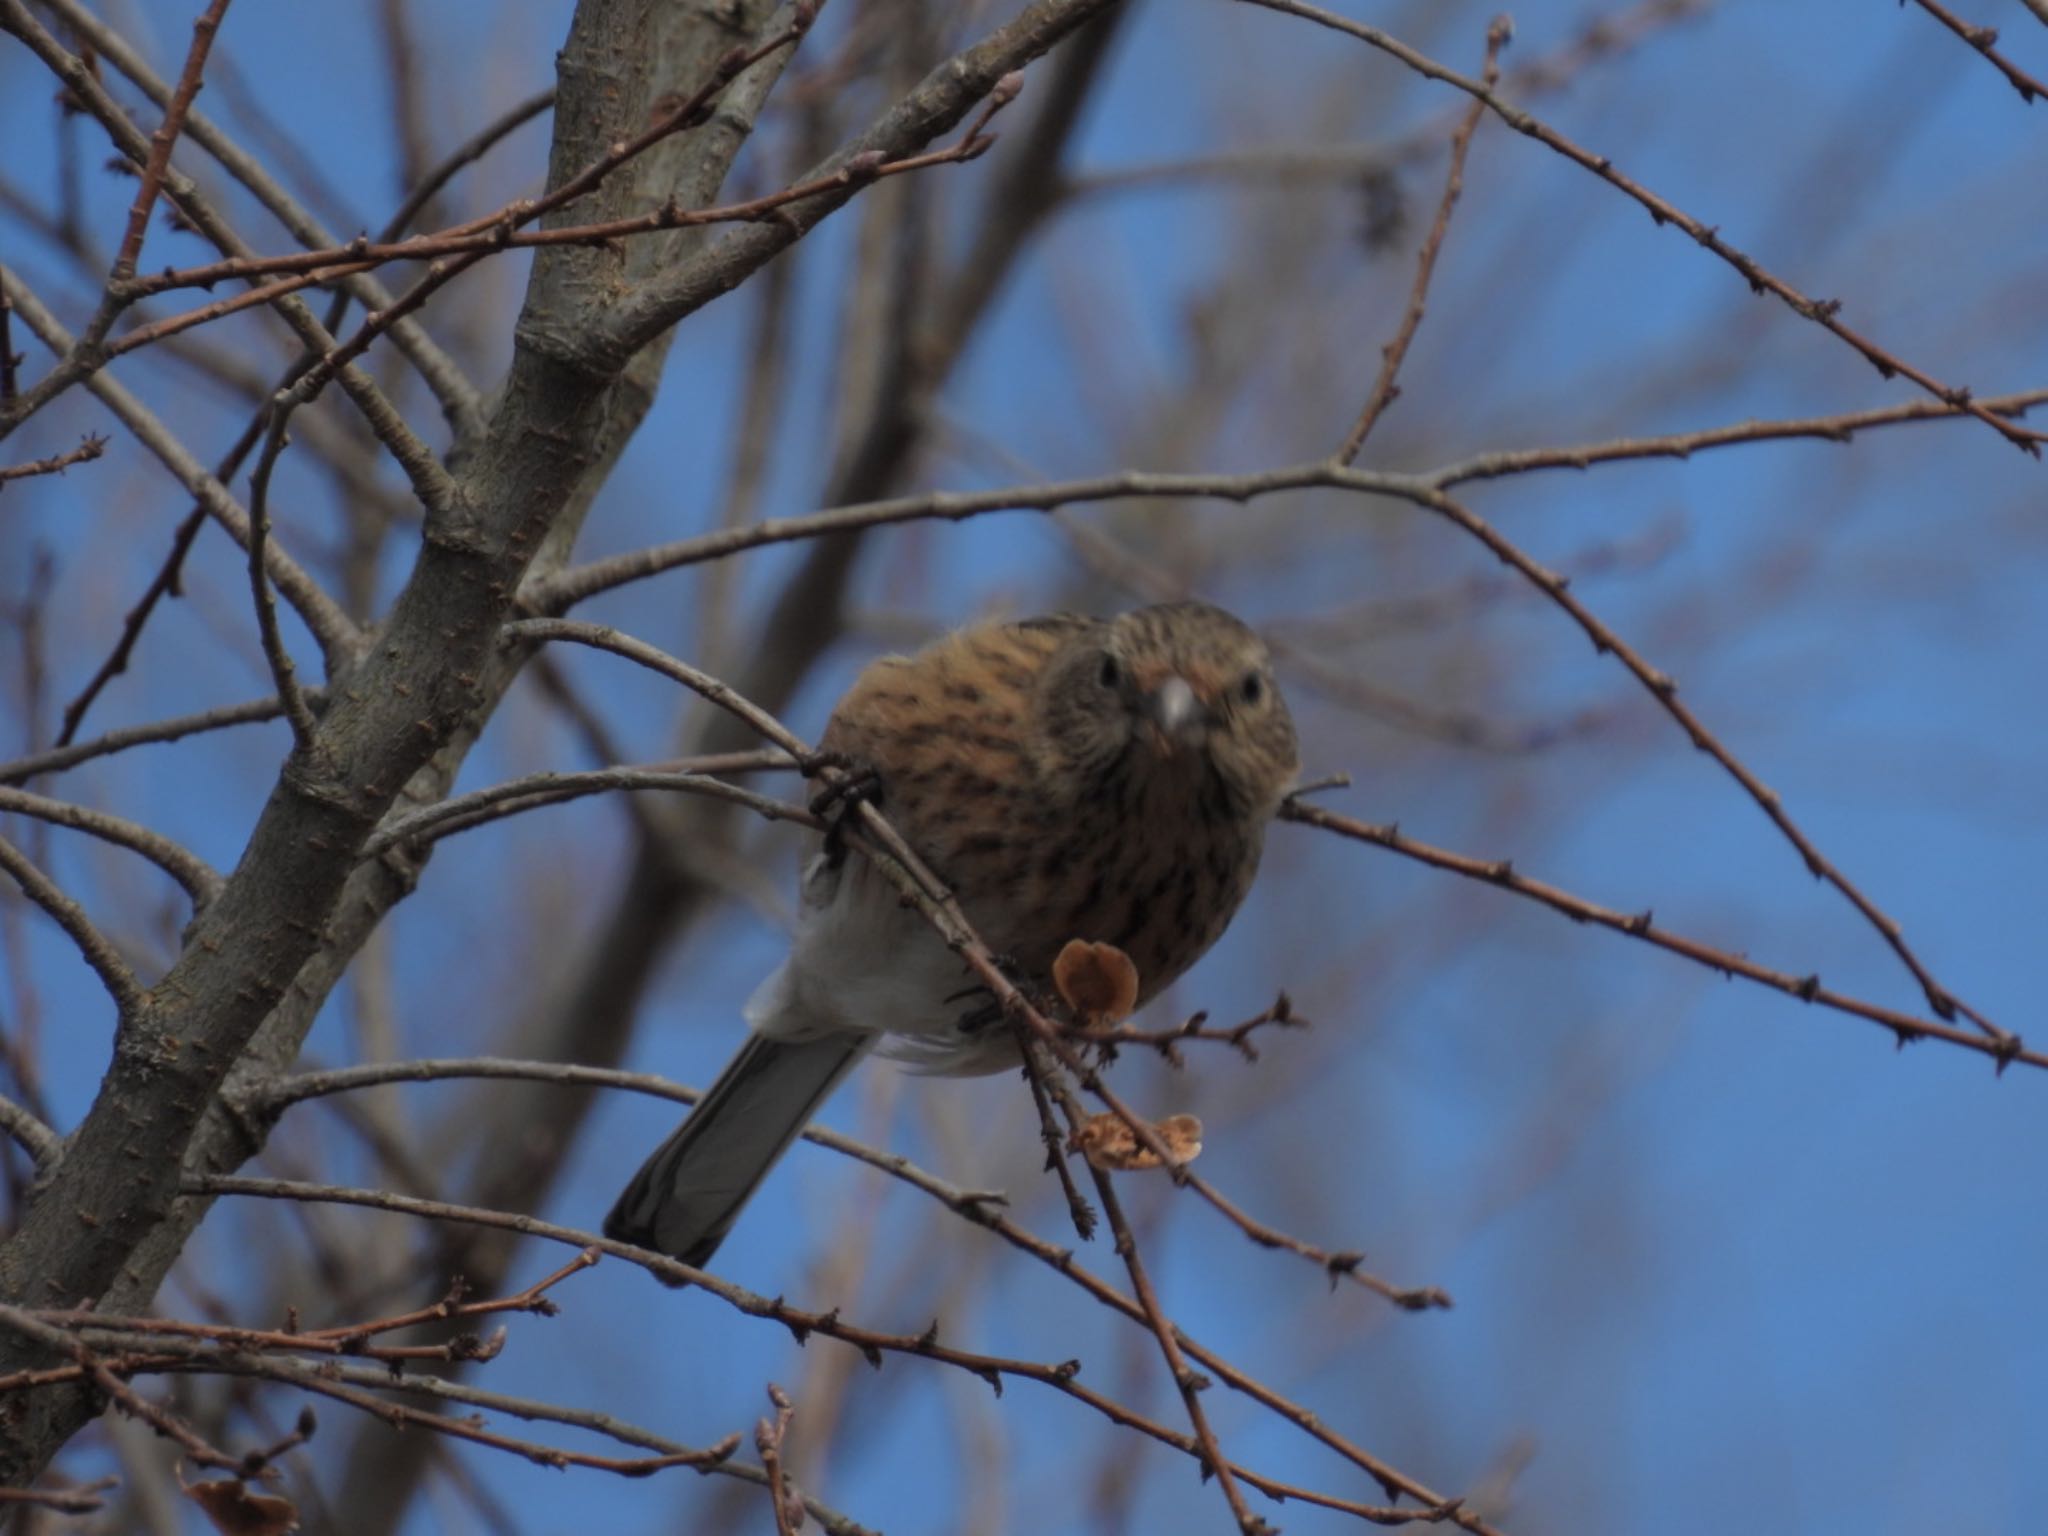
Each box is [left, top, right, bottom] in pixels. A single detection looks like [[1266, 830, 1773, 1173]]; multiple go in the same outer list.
[[605, 601, 1299, 1266]]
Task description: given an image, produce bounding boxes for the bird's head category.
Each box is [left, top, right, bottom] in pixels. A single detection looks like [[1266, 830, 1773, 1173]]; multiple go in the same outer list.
[[1040, 601, 1299, 814]]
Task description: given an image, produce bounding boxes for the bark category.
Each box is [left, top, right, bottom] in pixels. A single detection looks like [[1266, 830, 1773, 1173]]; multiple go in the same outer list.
[[0, 0, 1126, 1487]]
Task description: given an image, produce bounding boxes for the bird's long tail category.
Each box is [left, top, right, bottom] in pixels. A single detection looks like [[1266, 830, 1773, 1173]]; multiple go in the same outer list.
[[604, 1032, 865, 1269]]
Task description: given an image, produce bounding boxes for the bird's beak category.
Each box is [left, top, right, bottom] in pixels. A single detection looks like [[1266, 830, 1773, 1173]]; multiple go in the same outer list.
[[1144, 674, 1209, 752]]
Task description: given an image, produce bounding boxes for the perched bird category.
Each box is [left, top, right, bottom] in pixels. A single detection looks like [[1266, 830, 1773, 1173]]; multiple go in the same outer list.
[[604, 601, 1300, 1267]]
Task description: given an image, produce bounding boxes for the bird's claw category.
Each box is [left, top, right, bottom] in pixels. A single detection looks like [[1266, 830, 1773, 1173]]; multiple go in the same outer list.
[[809, 759, 883, 861]]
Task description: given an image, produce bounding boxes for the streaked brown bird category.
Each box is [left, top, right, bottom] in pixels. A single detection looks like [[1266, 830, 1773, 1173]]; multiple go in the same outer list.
[[605, 601, 1300, 1266]]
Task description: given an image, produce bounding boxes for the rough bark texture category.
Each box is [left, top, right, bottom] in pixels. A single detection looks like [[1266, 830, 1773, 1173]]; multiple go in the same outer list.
[[0, 0, 1124, 1486]]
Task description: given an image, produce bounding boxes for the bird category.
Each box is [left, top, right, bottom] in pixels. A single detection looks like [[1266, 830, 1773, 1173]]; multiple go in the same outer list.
[[603, 600, 1300, 1267]]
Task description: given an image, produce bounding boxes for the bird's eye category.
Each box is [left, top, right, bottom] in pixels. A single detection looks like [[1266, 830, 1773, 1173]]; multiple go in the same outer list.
[[1098, 652, 1122, 690], [1240, 672, 1265, 706]]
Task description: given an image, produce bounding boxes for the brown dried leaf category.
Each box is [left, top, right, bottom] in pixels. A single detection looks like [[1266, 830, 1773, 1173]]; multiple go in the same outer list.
[[185, 1480, 300, 1536], [1051, 940, 1140, 1023], [1074, 1111, 1203, 1172]]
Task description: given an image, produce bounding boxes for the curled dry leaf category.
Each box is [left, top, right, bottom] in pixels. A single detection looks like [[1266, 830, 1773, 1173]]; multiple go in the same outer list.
[[1074, 1111, 1204, 1172], [1051, 939, 1140, 1023], [184, 1479, 300, 1536]]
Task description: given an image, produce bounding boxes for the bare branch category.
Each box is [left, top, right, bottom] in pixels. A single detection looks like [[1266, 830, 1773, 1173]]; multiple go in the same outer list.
[[107, 131, 1000, 368], [239, 1055, 1483, 1525], [0, 1094, 59, 1173], [1410, 483, 2016, 1054], [0, 787, 221, 908], [359, 755, 807, 859], [0, 1479, 114, 1515], [379, 89, 556, 247], [1336, 18, 1507, 463], [755, 1384, 800, 1536], [1061, 995, 1306, 1065], [1240, 0, 2048, 456], [0, 2, 458, 511], [0, 436, 105, 488], [0, 270, 358, 664], [500, 620, 813, 761], [108, 0, 236, 283], [244, 417, 320, 751], [0, 1305, 244, 1473], [34, 0, 480, 437], [1427, 389, 2048, 488], [530, 461, 1420, 612], [1903, 0, 2047, 102], [1281, 798, 2048, 1074], [0, 694, 309, 786], [55, 503, 216, 749], [0, 833, 142, 1018], [192, 1177, 1472, 1531]]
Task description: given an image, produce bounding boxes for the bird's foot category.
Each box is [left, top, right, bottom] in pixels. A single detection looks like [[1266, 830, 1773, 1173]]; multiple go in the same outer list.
[[806, 754, 883, 861]]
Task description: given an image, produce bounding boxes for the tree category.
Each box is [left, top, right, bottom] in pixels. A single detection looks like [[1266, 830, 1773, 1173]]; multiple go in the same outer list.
[[1, 0, 2043, 1530]]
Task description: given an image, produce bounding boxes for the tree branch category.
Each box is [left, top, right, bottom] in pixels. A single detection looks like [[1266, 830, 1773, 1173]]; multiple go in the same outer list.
[[0, 834, 142, 1020], [1241, 0, 2047, 456], [0, 787, 221, 909]]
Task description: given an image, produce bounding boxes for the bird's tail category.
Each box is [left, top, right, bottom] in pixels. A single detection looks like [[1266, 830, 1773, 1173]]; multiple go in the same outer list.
[[604, 1032, 865, 1269]]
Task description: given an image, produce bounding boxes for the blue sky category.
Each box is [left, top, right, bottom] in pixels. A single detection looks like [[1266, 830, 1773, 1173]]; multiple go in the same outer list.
[[3, 0, 2047, 1532]]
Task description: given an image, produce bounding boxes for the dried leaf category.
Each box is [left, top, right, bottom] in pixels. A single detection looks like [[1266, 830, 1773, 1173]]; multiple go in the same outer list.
[[1074, 1111, 1203, 1171], [185, 1479, 300, 1536], [1051, 940, 1140, 1022]]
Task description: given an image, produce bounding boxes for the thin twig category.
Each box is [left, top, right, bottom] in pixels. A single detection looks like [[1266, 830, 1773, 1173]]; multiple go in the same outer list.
[[1062, 0, 1709, 204], [533, 462, 1422, 612], [56, 499, 212, 747], [28, 1250, 598, 1370], [379, 89, 556, 246], [103, 8, 824, 344], [1035, 1049, 1270, 1534], [191, 1175, 1456, 1527], [244, 412, 318, 750], [0, 1480, 115, 1514], [109, 132, 1000, 376], [1280, 798, 2048, 1074], [0, 692, 309, 785], [123, 1342, 746, 1479], [109, 0, 235, 282], [0, 786, 221, 907], [0, 1092, 60, 1171], [499, 620, 811, 760], [1, 0, 460, 503], [54, 381, 289, 746], [29, 0, 479, 437], [1411, 483, 2015, 1054], [0, 269, 358, 660], [0, 435, 106, 487], [755, 1384, 800, 1536], [1018, 1040, 1098, 1240], [0, 1304, 242, 1472], [537, 383, 2048, 611], [1903, 0, 2047, 101], [1336, 17, 1506, 463], [0, 832, 142, 1017], [1062, 995, 1305, 1066], [1427, 388, 2048, 488], [1241, 0, 2047, 457], [236, 1054, 1493, 1528], [359, 755, 806, 859]]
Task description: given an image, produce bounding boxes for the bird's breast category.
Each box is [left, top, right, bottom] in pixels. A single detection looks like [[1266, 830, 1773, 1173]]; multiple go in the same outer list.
[[935, 751, 1265, 1004]]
